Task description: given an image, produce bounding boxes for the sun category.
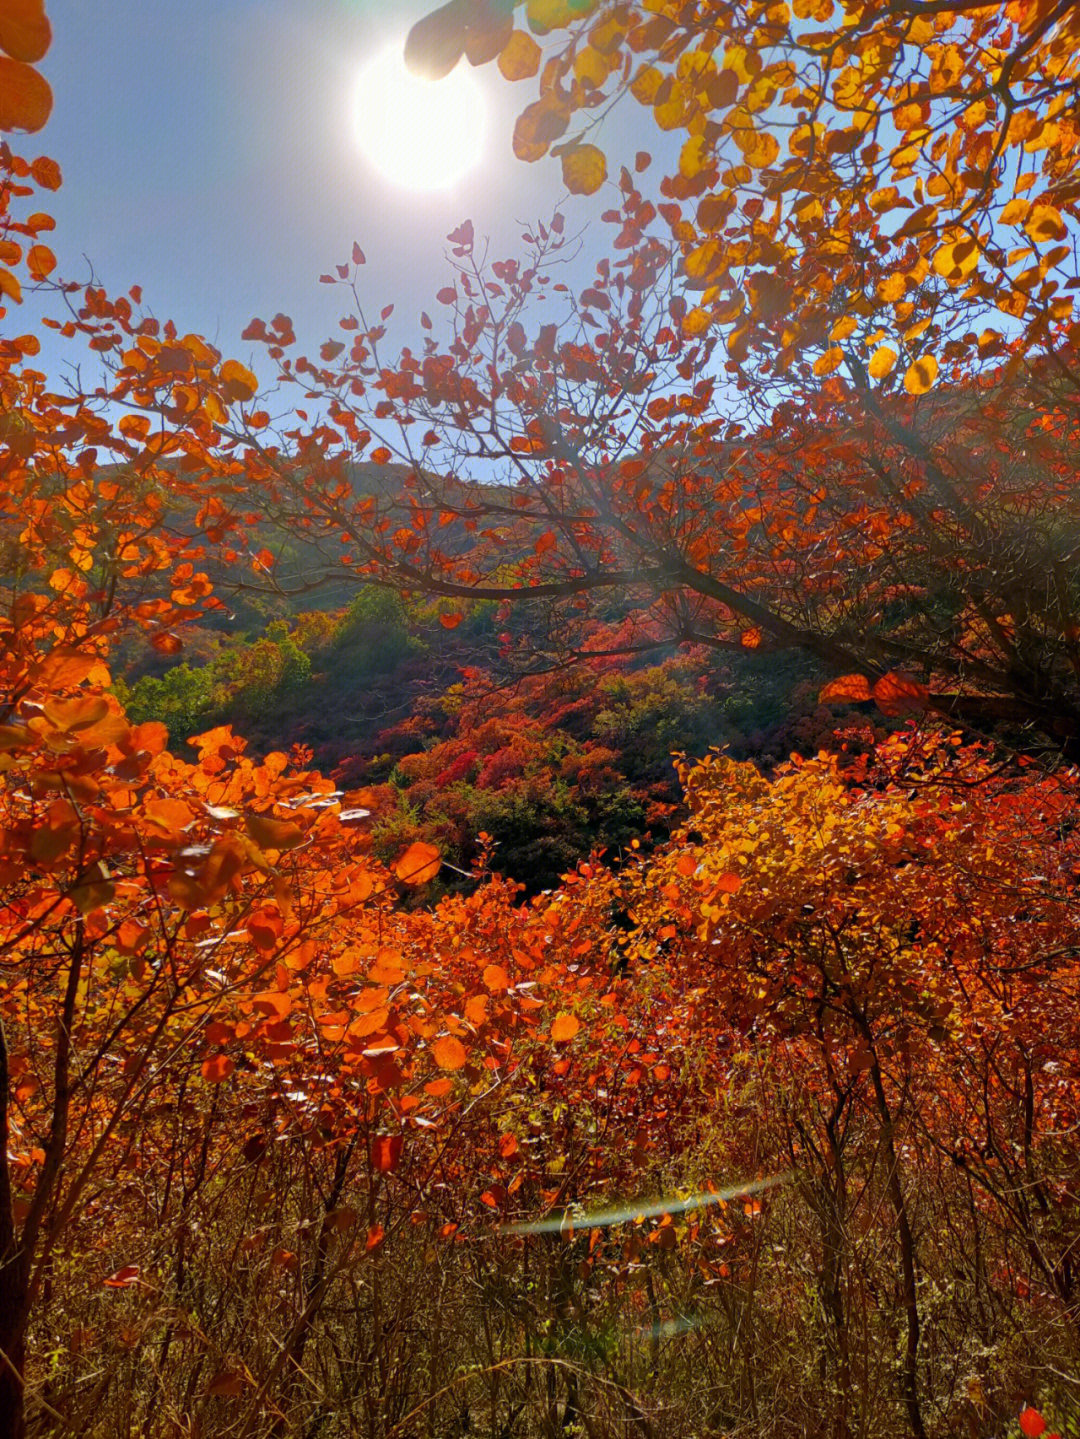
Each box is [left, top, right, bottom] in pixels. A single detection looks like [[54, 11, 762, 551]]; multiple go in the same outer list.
[[352, 44, 487, 193]]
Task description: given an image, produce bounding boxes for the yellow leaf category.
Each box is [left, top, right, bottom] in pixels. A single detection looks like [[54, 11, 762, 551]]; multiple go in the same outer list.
[[867, 344, 897, 379], [630, 64, 662, 104], [498, 29, 541, 81], [869, 185, 900, 213], [684, 239, 723, 284], [813, 347, 844, 377], [829, 314, 857, 341], [931, 237, 979, 284], [682, 307, 711, 336], [738, 129, 779, 168], [903, 354, 938, 395], [573, 45, 609, 88], [1024, 203, 1066, 244], [679, 134, 710, 179], [561, 143, 606, 195], [1000, 197, 1031, 226]]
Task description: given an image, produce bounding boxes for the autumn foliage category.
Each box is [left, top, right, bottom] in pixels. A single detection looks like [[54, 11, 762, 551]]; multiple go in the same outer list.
[[3, 2, 1080, 1437]]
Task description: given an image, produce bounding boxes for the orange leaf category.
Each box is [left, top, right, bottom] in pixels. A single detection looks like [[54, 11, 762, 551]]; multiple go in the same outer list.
[[819, 674, 872, 703], [245, 812, 305, 853], [30, 155, 61, 189], [0, 1, 51, 63], [872, 671, 929, 716], [813, 346, 844, 377], [365, 1223, 385, 1251], [220, 358, 258, 399], [483, 963, 510, 992], [0, 267, 22, 303], [551, 1013, 580, 1043], [26, 243, 53, 278], [201, 1055, 234, 1083], [439, 611, 463, 629], [394, 841, 441, 885], [432, 1034, 467, 1071], [561, 144, 607, 195], [151, 632, 183, 655], [0, 57, 52, 132]]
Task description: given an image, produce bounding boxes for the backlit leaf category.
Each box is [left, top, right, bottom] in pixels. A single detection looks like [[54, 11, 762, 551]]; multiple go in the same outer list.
[[405, 0, 467, 79], [394, 841, 442, 885], [819, 674, 872, 703], [498, 28, 542, 81], [872, 671, 929, 716], [813, 347, 844, 377], [903, 354, 938, 395], [867, 344, 897, 379], [561, 144, 607, 195], [245, 812, 306, 853]]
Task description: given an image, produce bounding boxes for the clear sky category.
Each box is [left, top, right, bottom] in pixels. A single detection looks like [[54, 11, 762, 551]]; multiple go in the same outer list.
[[31, 0, 644, 377]]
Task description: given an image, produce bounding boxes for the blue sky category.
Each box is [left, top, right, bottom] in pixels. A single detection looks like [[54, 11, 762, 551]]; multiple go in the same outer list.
[[31, 1, 646, 377]]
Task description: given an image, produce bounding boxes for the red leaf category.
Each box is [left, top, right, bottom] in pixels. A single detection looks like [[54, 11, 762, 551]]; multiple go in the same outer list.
[[372, 1134, 403, 1172], [352, 242, 366, 265], [201, 1055, 234, 1083], [1020, 1412, 1047, 1439]]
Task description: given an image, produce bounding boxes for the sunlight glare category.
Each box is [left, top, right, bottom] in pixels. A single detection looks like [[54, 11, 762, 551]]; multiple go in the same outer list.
[[352, 45, 487, 192]]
